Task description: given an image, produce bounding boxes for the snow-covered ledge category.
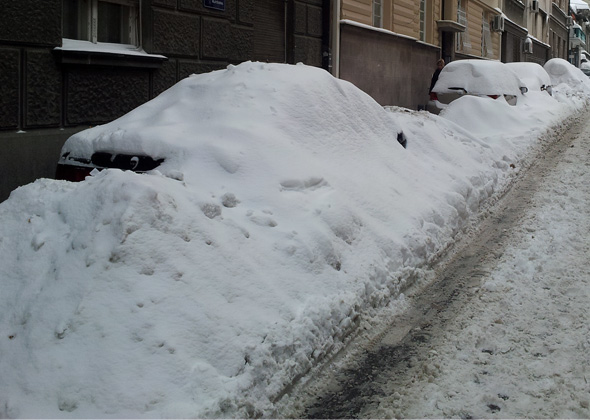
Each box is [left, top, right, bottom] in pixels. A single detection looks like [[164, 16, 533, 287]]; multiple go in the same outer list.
[[53, 39, 167, 68]]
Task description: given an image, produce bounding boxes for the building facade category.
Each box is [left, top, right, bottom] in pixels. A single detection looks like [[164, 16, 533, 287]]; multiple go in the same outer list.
[[569, 0, 590, 66], [549, 0, 569, 60], [333, 0, 505, 110], [330, 0, 570, 112]]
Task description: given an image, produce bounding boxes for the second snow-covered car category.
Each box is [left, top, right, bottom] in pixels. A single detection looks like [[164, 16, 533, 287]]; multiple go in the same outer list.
[[428, 59, 528, 114], [505, 62, 552, 96]]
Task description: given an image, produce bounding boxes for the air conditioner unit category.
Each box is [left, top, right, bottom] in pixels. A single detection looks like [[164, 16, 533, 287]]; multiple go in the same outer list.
[[491, 15, 505, 32], [531, 0, 540, 12]]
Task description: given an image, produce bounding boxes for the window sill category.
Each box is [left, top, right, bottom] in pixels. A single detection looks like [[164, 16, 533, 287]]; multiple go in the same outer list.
[[53, 39, 167, 68], [436, 20, 466, 33]]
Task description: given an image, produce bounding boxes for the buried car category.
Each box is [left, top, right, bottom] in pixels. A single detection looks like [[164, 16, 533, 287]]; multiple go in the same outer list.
[[544, 57, 590, 94], [56, 150, 164, 182], [56, 62, 407, 182], [505, 62, 553, 95], [428, 59, 528, 114]]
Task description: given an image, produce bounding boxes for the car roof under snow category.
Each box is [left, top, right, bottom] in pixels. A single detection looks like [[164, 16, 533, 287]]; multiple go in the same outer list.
[[433, 59, 524, 96], [544, 58, 590, 88], [59, 62, 403, 177], [505, 62, 551, 91]]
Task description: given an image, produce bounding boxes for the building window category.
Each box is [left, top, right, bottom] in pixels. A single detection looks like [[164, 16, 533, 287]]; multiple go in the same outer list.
[[420, 0, 426, 41], [482, 13, 493, 57], [63, 0, 139, 45], [456, 0, 470, 51], [373, 0, 383, 28]]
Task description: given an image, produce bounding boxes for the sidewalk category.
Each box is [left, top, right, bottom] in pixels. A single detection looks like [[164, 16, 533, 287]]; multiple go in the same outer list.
[[369, 110, 590, 418]]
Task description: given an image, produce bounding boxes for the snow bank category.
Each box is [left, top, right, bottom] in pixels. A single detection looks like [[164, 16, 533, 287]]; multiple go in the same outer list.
[[0, 61, 587, 418]]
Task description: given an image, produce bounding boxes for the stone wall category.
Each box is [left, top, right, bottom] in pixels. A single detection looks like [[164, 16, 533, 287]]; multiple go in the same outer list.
[[1, 0, 326, 132]]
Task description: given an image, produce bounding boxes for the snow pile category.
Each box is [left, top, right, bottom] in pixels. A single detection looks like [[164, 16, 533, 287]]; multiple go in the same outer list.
[[544, 58, 590, 96], [61, 63, 403, 183], [0, 61, 587, 418]]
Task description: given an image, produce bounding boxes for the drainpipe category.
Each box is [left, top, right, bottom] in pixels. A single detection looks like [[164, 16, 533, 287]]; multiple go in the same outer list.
[[285, 0, 288, 63], [139, 0, 143, 49], [332, 0, 341, 77]]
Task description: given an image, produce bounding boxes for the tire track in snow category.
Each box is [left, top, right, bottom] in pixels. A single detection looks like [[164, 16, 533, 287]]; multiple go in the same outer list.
[[286, 109, 590, 419]]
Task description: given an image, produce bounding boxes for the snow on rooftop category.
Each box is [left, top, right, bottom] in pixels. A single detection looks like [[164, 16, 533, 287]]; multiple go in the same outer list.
[[571, 0, 590, 12]]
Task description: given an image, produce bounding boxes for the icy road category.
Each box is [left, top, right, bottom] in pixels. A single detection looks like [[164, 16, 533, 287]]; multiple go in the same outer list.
[[282, 111, 590, 419]]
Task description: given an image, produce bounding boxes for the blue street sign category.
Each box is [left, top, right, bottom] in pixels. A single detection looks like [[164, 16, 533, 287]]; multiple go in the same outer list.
[[204, 0, 225, 11]]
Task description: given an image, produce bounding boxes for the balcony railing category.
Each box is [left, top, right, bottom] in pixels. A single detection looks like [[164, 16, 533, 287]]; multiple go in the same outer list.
[[570, 26, 586, 46]]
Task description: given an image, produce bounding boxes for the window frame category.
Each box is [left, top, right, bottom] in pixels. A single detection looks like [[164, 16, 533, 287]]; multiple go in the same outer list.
[[63, 0, 140, 46], [481, 13, 493, 57], [419, 0, 426, 41], [373, 0, 383, 28], [456, 0, 471, 51]]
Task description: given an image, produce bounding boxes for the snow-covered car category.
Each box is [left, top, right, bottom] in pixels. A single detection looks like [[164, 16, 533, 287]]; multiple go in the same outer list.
[[543, 58, 590, 93], [505, 62, 552, 95], [55, 63, 407, 182], [427, 59, 528, 114]]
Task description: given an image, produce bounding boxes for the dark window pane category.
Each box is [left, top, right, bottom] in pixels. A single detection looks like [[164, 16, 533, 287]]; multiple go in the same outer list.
[[98, 2, 122, 43], [62, 0, 79, 38], [63, 0, 88, 40]]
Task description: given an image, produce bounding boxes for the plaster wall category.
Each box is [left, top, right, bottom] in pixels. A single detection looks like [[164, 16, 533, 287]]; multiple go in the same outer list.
[[339, 23, 439, 110]]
